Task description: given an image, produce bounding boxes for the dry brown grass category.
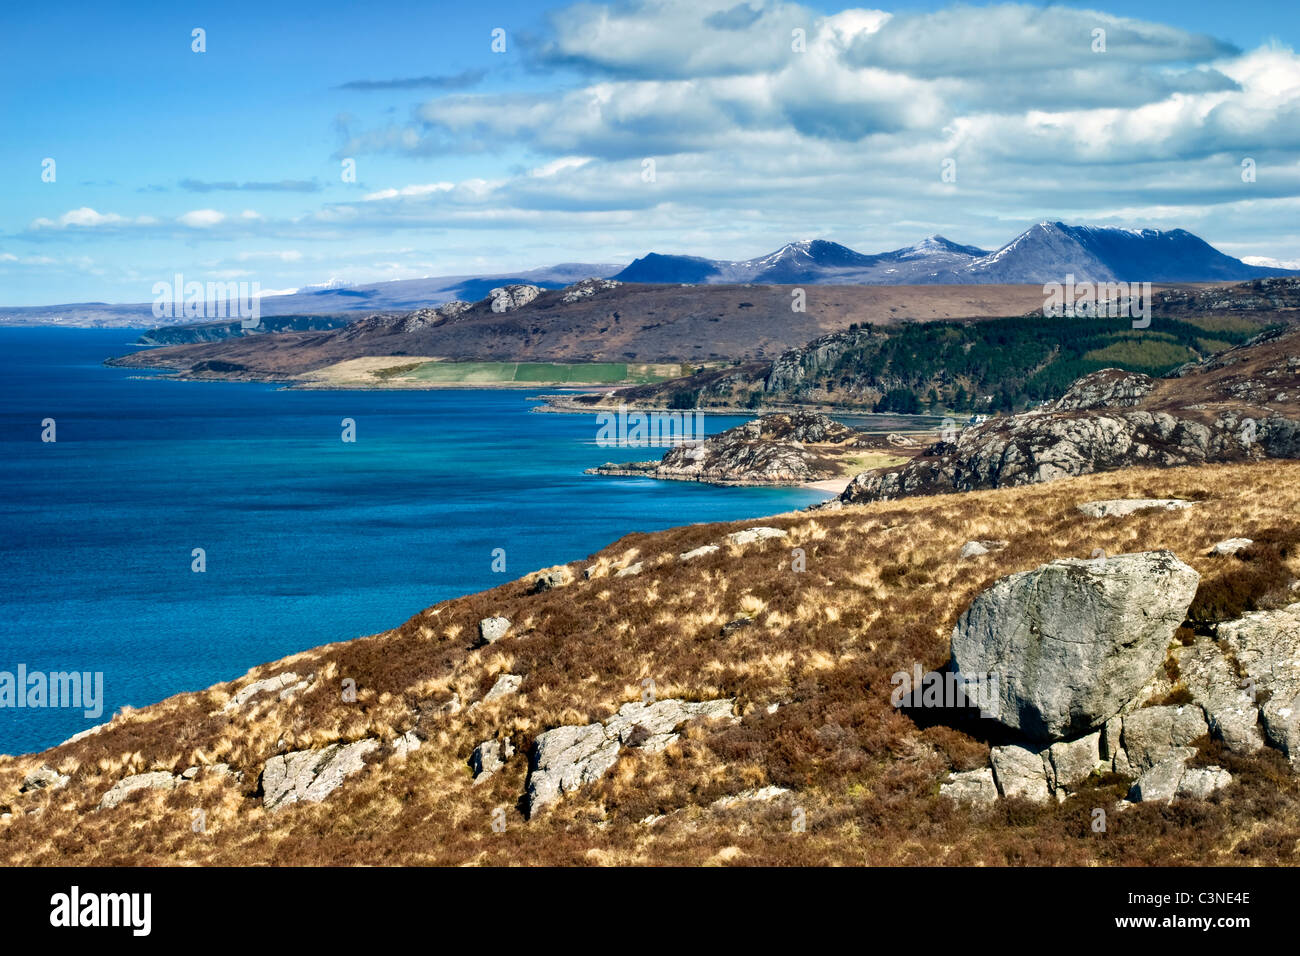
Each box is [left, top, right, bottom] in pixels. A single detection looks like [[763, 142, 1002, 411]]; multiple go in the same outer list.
[[2, 460, 1299, 866]]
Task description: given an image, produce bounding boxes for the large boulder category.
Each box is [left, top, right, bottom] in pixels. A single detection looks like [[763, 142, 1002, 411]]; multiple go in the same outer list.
[[1119, 705, 1209, 772], [951, 551, 1200, 741], [98, 771, 178, 810]]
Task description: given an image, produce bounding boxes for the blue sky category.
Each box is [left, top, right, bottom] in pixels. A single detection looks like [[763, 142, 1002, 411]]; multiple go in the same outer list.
[[2, 0, 1299, 305]]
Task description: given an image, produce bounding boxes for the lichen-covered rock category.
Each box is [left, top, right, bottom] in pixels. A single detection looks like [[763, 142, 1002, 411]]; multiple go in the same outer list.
[[20, 765, 70, 793], [468, 738, 515, 783], [478, 617, 511, 645], [1208, 537, 1253, 556], [1119, 705, 1209, 772], [1173, 637, 1266, 754], [483, 673, 523, 702], [990, 744, 1052, 802], [940, 768, 998, 805], [487, 284, 541, 313], [680, 544, 720, 561], [1047, 731, 1105, 791], [260, 739, 378, 811], [526, 698, 736, 815], [1217, 603, 1300, 765], [959, 539, 1007, 559], [725, 527, 788, 546], [98, 771, 178, 810], [1077, 499, 1195, 518], [951, 551, 1200, 741]]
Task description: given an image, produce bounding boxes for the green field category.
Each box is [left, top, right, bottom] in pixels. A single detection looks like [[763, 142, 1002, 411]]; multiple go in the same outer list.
[[386, 361, 681, 385]]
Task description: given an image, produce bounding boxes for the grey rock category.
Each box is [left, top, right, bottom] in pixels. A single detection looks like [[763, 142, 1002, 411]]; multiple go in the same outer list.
[[260, 739, 379, 811], [1048, 731, 1105, 791], [483, 673, 523, 702], [990, 744, 1052, 802], [478, 617, 511, 645], [222, 671, 302, 712], [726, 527, 788, 546], [391, 731, 422, 756], [940, 768, 998, 805], [1077, 499, 1195, 519], [98, 771, 178, 810], [614, 562, 644, 578], [1177, 765, 1232, 799], [1120, 705, 1209, 772], [20, 765, 70, 793], [530, 570, 568, 593], [526, 698, 736, 814], [468, 738, 515, 782], [959, 539, 1008, 559], [951, 551, 1200, 740], [526, 723, 620, 814], [1217, 603, 1300, 766], [1172, 638, 1265, 753], [1128, 750, 1196, 803], [1209, 538, 1253, 556], [680, 544, 721, 561], [710, 785, 792, 810], [487, 284, 541, 312]]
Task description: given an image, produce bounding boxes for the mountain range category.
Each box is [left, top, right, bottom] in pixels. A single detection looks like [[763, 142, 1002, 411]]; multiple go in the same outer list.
[[614, 222, 1297, 286], [3, 222, 1295, 327]]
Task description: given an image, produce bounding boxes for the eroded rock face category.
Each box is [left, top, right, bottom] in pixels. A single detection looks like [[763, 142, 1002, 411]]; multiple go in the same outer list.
[[260, 739, 379, 811], [526, 699, 736, 815], [1053, 369, 1157, 411], [951, 551, 1200, 741], [990, 744, 1052, 802]]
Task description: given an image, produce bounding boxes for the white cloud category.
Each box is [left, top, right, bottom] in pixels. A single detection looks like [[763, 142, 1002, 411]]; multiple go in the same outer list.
[[178, 209, 227, 228]]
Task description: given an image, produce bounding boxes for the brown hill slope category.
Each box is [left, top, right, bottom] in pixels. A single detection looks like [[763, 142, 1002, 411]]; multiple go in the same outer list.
[[2, 460, 1298, 866], [106, 282, 1060, 380]]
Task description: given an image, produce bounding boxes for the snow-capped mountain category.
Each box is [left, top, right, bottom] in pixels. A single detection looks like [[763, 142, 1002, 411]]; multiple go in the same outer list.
[[613, 223, 1297, 286]]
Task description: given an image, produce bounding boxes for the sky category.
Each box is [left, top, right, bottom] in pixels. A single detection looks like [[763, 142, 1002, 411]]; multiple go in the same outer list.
[[2, 0, 1299, 305]]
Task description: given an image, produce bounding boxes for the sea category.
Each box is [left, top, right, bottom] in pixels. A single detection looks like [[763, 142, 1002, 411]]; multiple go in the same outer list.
[[0, 327, 840, 755]]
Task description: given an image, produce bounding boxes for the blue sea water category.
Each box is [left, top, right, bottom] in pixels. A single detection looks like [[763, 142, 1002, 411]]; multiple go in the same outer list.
[[0, 328, 826, 755]]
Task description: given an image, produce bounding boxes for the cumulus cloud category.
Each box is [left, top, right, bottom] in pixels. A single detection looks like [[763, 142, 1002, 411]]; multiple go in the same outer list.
[[177, 209, 227, 228]]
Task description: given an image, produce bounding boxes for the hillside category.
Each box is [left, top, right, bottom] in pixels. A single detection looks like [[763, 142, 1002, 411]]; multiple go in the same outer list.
[[836, 325, 1300, 505], [105, 281, 1053, 380], [3, 458, 1299, 866]]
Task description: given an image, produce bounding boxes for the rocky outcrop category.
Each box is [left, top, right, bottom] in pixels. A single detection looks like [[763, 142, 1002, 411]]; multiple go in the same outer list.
[[950, 551, 1200, 741], [483, 674, 523, 702], [959, 539, 1007, 559], [260, 739, 379, 811], [725, 526, 787, 546], [1119, 706, 1209, 772], [1215, 604, 1300, 765], [487, 285, 541, 313], [836, 328, 1300, 506], [526, 698, 736, 815], [589, 412, 859, 485], [940, 768, 998, 805], [560, 278, 621, 303], [1129, 756, 1231, 803], [1053, 370, 1156, 411]]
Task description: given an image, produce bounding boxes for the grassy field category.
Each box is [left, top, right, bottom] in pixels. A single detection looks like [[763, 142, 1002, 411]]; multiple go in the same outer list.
[[297, 359, 689, 387]]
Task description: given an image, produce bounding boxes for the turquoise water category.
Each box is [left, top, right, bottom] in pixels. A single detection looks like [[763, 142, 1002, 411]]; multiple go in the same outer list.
[[0, 328, 826, 754]]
